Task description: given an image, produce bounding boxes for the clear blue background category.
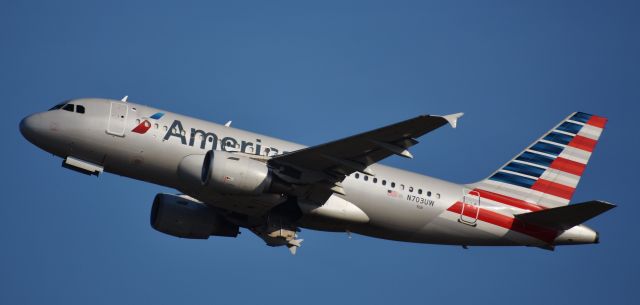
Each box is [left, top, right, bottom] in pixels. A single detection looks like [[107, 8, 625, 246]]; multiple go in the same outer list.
[[2, 1, 637, 304]]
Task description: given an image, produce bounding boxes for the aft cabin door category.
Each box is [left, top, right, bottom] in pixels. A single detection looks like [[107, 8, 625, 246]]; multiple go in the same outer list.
[[459, 189, 480, 226], [107, 102, 128, 137]]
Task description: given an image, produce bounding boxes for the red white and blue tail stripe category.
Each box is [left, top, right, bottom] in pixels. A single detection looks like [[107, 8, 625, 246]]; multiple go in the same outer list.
[[472, 112, 607, 210]]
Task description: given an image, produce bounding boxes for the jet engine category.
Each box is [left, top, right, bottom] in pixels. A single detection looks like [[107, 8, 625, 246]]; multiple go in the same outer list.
[[201, 150, 273, 195], [150, 193, 239, 239], [176, 150, 290, 196]]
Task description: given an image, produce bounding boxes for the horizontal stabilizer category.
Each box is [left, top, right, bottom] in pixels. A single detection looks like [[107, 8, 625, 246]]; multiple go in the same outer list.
[[515, 200, 616, 230]]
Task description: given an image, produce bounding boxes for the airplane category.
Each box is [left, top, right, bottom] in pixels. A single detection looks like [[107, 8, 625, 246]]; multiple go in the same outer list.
[[19, 97, 615, 254]]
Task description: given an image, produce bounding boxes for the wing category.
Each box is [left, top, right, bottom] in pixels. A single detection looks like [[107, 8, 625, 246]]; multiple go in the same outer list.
[[268, 113, 463, 196]]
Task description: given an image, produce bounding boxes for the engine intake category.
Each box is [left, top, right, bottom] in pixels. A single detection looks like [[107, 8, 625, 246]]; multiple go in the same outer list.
[[150, 193, 239, 239]]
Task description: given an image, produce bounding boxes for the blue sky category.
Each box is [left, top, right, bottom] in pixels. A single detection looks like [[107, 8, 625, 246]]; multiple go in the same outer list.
[[2, 1, 638, 304]]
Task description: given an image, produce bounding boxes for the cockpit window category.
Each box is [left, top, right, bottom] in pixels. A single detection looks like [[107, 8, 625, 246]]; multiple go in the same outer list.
[[49, 103, 66, 111], [48, 101, 86, 114]]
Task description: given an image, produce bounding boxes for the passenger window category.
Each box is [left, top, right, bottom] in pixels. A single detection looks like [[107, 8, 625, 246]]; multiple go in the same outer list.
[[364, 176, 368, 181], [382, 180, 386, 186], [76, 105, 85, 113], [355, 173, 360, 179], [427, 191, 432, 197], [63, 104, 74, 112], [418, 189, 423, 195], [409, 187, 413, 192], [373, 178, 378, 184], [391, 182, 395, 188]]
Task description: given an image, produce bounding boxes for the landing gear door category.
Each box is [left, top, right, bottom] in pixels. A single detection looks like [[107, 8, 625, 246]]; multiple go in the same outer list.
[[459, 189, 480, 226], [107, 102, 128, 137]]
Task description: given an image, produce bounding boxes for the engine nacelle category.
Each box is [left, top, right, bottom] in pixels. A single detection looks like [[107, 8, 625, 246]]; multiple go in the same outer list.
[[201, 150, 273, 195], [150, 193, 239, 239]]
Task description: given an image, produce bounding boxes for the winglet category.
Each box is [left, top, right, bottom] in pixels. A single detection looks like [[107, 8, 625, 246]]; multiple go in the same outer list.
[[441, 112, 464, 128], [121, 95, 128, 102], [224, 120, 232, 127]]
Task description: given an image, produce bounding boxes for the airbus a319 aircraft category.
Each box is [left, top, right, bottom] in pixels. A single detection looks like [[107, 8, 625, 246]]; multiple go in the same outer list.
[[20, 97, 615, 254]]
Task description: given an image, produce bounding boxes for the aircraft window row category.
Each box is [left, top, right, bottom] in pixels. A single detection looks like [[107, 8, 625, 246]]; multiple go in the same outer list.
[[353, 173, 440, 198]]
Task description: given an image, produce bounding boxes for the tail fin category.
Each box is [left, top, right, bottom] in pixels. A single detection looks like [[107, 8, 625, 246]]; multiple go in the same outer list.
[[472, 112, 607, 208]]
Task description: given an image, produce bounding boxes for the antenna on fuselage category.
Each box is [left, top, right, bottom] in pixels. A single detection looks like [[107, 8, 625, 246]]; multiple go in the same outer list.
[[121, 95, 129, 102]]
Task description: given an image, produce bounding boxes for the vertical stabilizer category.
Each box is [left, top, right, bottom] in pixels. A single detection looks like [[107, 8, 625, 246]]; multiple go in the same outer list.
[[471, 112, 607, 209]]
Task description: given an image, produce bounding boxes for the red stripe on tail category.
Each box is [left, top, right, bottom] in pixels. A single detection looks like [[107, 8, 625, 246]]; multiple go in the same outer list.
[[568, 135, 597, 152], [531, 179, 575, 200], [473, 189, 545, 212], [549, 157, 586, 176], [586, 115, 607, 128]]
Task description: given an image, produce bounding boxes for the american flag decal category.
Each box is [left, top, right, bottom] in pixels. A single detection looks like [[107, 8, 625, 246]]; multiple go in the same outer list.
[[387, 190, 402, 198]]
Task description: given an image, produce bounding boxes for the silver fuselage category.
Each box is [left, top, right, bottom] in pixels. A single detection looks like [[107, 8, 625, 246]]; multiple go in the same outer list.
[[20, 98, 598, 248]]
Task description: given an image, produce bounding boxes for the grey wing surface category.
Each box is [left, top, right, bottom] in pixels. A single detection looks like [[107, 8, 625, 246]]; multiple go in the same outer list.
[[268, 113, 463, 188]]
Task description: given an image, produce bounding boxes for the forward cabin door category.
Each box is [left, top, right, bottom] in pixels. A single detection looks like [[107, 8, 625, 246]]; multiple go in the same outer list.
[[107, 101, 128, 137], [459, 189, 480, 226]]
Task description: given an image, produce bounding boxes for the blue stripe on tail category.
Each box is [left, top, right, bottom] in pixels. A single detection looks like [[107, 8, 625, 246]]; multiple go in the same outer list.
[[557, 121, 583, 134], [530, 142, 564, 156], [503, 162, 546, 177], [515, 151, 554, 167], [570, 112, 592, 123], [489, 172, 536, 188], [543, 132, 573, 145]]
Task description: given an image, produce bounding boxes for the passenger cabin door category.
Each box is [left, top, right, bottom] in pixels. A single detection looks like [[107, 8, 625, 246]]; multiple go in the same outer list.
[[459, 189, 480, 226], [107, 101, 128, 137]]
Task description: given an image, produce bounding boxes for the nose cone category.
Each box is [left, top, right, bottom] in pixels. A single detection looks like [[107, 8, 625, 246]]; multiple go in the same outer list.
[[20, 114, 42, 144]]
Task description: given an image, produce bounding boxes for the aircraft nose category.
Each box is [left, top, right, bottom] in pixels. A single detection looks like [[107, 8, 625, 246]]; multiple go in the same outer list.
[[19, 114, 41, 143]]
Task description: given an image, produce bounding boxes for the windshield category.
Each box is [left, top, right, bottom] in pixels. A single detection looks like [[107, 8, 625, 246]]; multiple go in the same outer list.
[[49, 103, 65, 111], [48, 100, 72, 111]]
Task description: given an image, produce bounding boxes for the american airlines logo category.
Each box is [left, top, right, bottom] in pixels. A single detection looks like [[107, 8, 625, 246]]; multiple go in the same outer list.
[[132, 112, 165, 134], [158, 119, 288, 157]]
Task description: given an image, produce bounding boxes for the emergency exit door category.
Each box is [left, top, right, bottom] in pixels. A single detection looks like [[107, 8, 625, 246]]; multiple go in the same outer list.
[[459, 189, 480, 226]]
